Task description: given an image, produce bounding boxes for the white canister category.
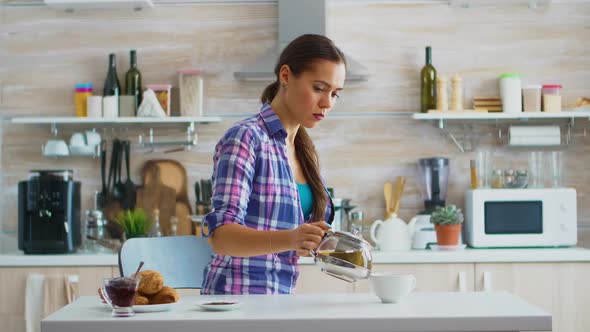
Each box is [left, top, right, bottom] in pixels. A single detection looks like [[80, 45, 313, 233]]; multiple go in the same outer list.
[[499, 73, 522, 113]]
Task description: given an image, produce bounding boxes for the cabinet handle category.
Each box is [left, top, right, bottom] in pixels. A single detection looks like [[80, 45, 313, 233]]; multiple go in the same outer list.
[[482, 271, 493, 292], [457, 271, 467, 292]]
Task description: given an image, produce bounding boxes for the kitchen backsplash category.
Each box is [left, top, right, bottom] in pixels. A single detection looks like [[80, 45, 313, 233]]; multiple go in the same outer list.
[[1, 1, 589, 236]]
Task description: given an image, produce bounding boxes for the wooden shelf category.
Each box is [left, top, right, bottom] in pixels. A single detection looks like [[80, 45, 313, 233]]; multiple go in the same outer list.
[[43, 0, 154, 11], [10, 116, 222, 125], [413, 109, 590, 121]]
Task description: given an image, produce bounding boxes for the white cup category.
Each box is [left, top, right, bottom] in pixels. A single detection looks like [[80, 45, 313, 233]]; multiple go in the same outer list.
[[370, 273, 416, 304], [85, 130, 101, 147], [43, 139, 69, 157]]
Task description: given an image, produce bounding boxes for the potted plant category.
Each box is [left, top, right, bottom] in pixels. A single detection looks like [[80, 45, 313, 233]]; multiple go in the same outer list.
[[430, 205, 464, 246], [113, 208, 152, 240]]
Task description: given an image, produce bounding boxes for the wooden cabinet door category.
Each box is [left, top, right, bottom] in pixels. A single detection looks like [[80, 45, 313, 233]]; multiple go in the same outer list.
[[475, 262, 590, 332], [354, 263, 475, 293], [295, 265, 354, 293]]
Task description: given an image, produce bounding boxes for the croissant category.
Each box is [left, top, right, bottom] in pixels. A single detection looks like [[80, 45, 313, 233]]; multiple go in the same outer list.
[[134, 294, 149, 305], [137, 270, 164, 295], [149, 286, 179, 304]]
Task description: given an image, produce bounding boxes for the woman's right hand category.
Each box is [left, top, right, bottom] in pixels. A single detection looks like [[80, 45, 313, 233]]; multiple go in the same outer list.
[[291, 221, 330, 257]]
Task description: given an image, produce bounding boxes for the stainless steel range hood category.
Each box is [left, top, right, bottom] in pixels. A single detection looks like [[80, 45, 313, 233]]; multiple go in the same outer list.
[[234, 0, 369, 82]]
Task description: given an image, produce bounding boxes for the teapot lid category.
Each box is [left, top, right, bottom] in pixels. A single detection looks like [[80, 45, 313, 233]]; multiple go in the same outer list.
[[331, 229, 373, 248]]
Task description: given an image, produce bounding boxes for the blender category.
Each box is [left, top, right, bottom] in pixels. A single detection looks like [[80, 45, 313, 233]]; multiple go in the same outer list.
[[411, 157, 450, 249]]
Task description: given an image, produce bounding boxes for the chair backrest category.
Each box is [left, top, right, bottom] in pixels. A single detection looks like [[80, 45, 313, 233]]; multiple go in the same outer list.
[[118, 235, 213, 289]]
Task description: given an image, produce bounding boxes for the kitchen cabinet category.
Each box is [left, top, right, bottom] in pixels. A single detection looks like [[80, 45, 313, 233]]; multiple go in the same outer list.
[[296, 265, 354, 293], [353, 263, 475, 293], [475, 262, 590, 332], [0, 266, 117, 332]]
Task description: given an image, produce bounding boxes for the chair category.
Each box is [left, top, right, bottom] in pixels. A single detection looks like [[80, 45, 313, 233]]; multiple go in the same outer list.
[[118, 235, 213, 288]]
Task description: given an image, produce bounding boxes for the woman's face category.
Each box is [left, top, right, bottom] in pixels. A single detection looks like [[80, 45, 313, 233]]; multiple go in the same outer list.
[[281, 59, 346, 128]]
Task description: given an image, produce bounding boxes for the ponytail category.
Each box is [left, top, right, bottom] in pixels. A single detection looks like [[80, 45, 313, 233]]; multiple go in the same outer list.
[[260, 81, 280, 104], [294, 128, 327, 221]]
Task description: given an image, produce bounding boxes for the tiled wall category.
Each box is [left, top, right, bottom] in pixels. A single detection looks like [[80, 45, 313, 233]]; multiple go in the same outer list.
[[1, 1, 589, 244]]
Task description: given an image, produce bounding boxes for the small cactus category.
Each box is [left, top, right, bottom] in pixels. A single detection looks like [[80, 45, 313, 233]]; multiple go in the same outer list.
[[430, 205, 464, 225]]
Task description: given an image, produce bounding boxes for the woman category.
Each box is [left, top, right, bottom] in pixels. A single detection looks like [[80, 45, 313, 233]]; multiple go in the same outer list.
[[202, 34, 346, 294]]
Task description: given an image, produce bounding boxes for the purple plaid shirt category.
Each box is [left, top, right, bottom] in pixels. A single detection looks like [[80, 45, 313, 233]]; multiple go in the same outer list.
[[201, 103, 333, 294]]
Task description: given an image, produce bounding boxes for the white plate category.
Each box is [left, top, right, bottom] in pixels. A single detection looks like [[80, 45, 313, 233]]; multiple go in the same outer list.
[[196, 301, 242, 312], [430, 244, 467, 251], [133, 302, 178, 313]]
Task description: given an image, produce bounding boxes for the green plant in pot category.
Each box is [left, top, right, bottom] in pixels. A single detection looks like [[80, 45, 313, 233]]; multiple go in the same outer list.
[[114, 208, 152, 240], [430, 205, 464, 246]]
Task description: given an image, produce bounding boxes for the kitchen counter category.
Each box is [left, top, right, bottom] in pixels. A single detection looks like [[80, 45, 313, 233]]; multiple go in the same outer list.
[[42, 292, 551, 332], [2, 229, 590, 267], [3, 246, 590, 266]]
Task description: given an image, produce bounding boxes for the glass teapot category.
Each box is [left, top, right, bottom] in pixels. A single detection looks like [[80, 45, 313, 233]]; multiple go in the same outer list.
[[311, 229, 373, 283]]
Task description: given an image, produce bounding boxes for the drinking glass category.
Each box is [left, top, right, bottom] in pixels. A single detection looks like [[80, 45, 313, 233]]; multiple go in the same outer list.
[[476, 150, 492, 188], [528, 151, 544, 188], [548, 151, 564, 187], [100, 276, 141, 317]]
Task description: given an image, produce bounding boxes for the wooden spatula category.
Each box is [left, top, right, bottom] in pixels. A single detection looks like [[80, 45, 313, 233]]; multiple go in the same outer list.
[[391, 176, 406, 215], [384, 181, 393, 219]]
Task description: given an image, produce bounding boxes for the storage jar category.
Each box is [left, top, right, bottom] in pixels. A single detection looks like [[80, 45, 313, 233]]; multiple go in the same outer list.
[[178, 68, 204, 117], [542, 84, 562, 113], [499, 73, 522, 113], [75, 83, 93, 117]]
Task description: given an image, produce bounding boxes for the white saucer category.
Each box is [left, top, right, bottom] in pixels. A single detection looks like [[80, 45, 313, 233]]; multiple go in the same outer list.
[[430, 244, 467, 251], [133, 302, 178, 313], [196, 301, 242, 312]]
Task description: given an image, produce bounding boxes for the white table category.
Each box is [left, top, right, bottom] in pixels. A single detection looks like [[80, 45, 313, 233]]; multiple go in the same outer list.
[[42, 292, 551, 332]]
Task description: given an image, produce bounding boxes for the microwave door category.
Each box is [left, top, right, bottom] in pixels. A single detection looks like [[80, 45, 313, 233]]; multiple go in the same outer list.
[[485, 201, 543, 235]]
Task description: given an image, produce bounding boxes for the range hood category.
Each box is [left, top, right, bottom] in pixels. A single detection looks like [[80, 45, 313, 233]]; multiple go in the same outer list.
[[234, 0, 369, 82]]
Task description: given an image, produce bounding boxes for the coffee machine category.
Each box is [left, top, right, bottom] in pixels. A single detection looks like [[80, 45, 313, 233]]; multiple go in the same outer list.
[[18, 170, 81, 254], [411, 157, 450, 249]]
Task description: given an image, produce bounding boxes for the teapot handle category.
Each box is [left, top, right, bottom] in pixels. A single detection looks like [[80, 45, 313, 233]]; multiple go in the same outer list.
[[370, 220, 383, 246]]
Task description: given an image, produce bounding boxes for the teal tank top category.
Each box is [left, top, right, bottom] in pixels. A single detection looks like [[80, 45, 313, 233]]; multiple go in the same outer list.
[[297, 183, 314, 219]]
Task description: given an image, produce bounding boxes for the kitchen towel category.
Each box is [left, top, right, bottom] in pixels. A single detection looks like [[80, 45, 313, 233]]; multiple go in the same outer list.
[[25, 273, 78, 332], [508, 125, 561, 146], [25, 274, 44, 332]]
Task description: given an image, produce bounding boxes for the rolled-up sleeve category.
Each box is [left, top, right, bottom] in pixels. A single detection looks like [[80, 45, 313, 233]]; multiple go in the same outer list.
[[205, 125, 258, 236]]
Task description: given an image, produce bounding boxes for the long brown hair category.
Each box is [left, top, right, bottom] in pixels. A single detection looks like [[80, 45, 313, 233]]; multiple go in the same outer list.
[[260, 34, 346, 222]]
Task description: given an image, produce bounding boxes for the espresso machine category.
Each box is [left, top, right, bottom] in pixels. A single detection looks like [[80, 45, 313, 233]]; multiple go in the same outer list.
[[411, 157, 450, 249], [18, 170, 81, 254]]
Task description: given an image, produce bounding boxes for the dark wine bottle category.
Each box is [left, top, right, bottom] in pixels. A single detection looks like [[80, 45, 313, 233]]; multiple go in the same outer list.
[[103, 53, 121, 115], [125, 50, 142, 115], [420, 46, 437, 113]]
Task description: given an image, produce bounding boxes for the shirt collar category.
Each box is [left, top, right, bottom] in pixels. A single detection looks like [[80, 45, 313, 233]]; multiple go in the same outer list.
[[259, 103, 287, 140]]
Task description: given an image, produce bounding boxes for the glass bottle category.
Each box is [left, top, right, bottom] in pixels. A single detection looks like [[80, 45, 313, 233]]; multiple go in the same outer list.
[[420, 46, 437, 113], [125, 50, 142, 115], [103, 53, 121, 116], [169, 216, 178, 237], [150, 209, 162, 237]]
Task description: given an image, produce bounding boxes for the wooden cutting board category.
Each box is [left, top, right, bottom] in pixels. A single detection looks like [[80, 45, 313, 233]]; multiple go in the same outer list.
[[140, 160, 192, 235], [136, 165, 176, 236]]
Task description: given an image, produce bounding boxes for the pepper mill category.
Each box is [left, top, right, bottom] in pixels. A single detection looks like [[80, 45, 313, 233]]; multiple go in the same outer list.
[[436, 75, 448, 111], [451, 74, 463, 111]]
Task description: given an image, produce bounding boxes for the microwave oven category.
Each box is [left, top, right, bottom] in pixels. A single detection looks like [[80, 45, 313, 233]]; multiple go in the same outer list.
[[464, 188, 577, 248]]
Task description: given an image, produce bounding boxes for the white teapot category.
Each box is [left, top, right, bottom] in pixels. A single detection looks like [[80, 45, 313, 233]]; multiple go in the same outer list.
[[370, 214, 417, 251]]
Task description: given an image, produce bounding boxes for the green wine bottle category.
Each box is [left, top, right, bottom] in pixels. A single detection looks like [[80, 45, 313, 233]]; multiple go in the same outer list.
[[125, 50, 142, 115], [420, 46, 437, 113]]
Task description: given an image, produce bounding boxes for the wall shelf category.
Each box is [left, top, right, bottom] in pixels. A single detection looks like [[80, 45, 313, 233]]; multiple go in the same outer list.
[[10, 116, 223, 154], [44, 0, 154, 11], [412, 109, 590, 152], [10, 116, 221, 125]]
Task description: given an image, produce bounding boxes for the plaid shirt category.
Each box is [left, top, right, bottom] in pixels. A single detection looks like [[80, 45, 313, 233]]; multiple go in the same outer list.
[[201, 103, 333, 294]]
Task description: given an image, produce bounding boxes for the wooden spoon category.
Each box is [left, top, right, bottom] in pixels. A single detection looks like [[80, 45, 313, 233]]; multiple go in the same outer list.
[[392, 176, 406, 215], [384, 181, 393, 219]]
